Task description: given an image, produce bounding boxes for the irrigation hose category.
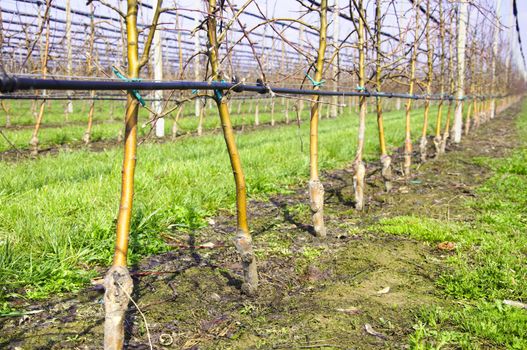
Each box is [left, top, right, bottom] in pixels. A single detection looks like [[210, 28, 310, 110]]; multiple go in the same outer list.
[[0, 75, 508, 101]]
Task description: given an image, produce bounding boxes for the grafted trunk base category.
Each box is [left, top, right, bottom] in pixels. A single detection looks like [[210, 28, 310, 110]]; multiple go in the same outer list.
[[403, 152, 412, 178], [490, 101, 496, 119], [403, 137, 412, 177], [171, 123, 178, 140], [29, 136, 39, 156], [380, 154, 392, 192], [172, 107, 183, 140], [464, 116, 470, 136], [419, 136, 427, 163], [353, 161, 366, 210], [254, 104, 259, 126], [439, 131, 449, 155], [103, 266, 133, 350], [309, 179, 326, 238], [233, 230, 258, 295], [433, 136, 442, 158], [474, 114, 480, 129], [82, 131, 91, 145]]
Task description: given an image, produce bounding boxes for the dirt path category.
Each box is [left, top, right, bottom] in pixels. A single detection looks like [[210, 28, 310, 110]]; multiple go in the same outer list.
[[0, 102, 521, 349]]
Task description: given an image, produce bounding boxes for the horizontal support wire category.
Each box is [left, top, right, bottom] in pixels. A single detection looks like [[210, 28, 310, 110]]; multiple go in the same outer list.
[[0, 75, 505, 101]]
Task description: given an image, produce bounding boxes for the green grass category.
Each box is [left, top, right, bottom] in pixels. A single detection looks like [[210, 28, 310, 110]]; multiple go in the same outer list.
[[0, 98, 444, 305], [0, 97, 420, 152], [374, 101, 527, 349], [0, 98, 304, 152]]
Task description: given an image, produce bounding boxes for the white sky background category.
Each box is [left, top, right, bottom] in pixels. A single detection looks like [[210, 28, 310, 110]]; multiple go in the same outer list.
[[1, 0, 526, 82]]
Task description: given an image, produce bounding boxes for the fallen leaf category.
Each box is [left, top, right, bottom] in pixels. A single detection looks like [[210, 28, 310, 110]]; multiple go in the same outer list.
[[437, 242, 456, 251], [376, 286, 391, 295], [364, 323, 387, 340]]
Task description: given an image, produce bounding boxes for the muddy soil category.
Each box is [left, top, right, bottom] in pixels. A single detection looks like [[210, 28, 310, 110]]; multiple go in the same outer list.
[[0, 102, 521, 349]]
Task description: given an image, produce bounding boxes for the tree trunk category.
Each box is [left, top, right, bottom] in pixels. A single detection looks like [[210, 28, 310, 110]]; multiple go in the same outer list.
[[30, 3, 52, 156], [452, 0, 468, 143], [309, 0, 328, 236], [172, 105, 183, 140], [153, 28, 164, 137], [419, 0, 433, 163], [403, 0, 420, 177], [330, 0, 340, 118], [197, 101, 205, 136], [83, 96, 95, 145], [353, 0, 367, 210], [285, 99, 290, 124], [271, 99, 275, 126], [1, 101, 11, 128], [489, 0, 501, 120], [254, 101, 259, 126], [103, 0, 163, 346], [65, 0, 73, 116], [374, 0, 391, 191], [206, 0, 257, 294]]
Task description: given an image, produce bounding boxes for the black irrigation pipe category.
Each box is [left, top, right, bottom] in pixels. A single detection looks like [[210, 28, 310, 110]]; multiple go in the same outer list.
[[0, 94, 152, 101], [0, 75, 503, 101], [0, 92, 273, 102]]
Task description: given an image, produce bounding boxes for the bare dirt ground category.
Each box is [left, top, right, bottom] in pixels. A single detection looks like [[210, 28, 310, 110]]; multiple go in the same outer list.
[[0, 102, 521, 350]]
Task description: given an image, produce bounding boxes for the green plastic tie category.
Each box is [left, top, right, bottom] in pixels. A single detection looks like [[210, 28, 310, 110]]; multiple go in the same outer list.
[[112, 67, 146, 107], [214, 79, 226, 101], [305, 73, 325, 87], [356, 85, 366, 92]]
